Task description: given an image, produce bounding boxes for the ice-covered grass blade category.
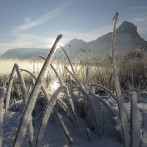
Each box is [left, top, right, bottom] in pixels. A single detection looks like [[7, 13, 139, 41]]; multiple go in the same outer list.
[[13, 34, 62, 147], [36, 86, 65, 147], [130, 91, 141, 147], [0, 87, 5, 147]]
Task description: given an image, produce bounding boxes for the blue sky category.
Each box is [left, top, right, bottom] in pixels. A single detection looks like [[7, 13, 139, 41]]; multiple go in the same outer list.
[[0, 0, 147, 54]]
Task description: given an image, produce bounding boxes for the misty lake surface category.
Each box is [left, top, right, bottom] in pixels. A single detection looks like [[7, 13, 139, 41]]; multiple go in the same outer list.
[[0, 59, 44, 74], [0, 59, 82, 75]]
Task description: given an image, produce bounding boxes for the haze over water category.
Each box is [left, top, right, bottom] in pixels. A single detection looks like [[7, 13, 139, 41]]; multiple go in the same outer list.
[[0, 59, 44, 74]]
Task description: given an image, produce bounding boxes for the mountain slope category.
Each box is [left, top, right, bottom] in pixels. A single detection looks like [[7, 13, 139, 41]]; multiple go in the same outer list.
[[1, 21, 147, 60], [59, 21, 147, 58], [0, 48, 49, 60]]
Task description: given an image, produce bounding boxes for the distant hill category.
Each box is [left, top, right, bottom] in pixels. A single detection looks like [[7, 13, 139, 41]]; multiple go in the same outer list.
[[1, 21, 147, 60], [0, 48, 49, 60]]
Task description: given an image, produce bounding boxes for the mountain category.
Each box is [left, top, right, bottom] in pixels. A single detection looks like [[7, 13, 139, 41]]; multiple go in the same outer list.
[[0, 48, 49, 60], [1, 21, 147, 60], [63, 21, 147, 57]]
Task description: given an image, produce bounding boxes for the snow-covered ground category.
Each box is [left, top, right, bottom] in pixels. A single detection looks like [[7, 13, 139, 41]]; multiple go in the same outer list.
[[2, 89, 147, 147]]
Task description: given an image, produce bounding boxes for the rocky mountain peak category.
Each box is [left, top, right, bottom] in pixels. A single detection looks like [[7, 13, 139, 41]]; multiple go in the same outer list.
[[116, 21, 138, 34]]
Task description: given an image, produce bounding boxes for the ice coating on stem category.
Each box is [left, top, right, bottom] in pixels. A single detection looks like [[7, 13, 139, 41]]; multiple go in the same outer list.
[[130, 91, 140, 147], [0, 87, 5, 147], [13, 34, 62, 147], [20, 69, 49, 100], [15, 64, 28, 105], [54, 108, 73, 144], [112, 12, 130, 147], [36, 86, 65, 146]]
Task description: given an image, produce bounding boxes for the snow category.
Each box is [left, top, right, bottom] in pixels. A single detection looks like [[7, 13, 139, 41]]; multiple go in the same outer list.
[[1, 33, 146, 147], [1, 89, 147, 147]]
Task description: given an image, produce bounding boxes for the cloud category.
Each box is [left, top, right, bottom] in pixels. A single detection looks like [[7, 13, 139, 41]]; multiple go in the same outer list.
[[24, 17, 31, 23], [12, 0, 73, 33], [0, 24, 113, 55], [0, 33, 61, 55]]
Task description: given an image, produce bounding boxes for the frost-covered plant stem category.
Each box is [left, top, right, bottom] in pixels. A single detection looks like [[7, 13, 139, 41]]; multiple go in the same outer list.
[[40, 56, 78, 127], [130, 91, 140, 147], [20, 69, 49, 100], [53, 108, 73, 144], [90, 93, 117, 117], [27, 78, 35, 97], [13, 34, 62, 147], [39, 55, 64, 85], [90, 84, 117, 102], [65, 66, 97, 128], [0, 87, 5, 147], [112, 12, 130, 147], [59, 45, 76, 75], [28, 117, 34, 147], [15, 64, 28, 105], [36, 86, 65, 147], [5, 65, 16, 114], [5, 64, 28, 113], [86, 67, 89, 84]]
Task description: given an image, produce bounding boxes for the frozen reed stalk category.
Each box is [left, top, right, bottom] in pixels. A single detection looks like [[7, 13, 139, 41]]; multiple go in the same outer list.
[[5, 64, 28, 114], [5, 65, 16, 114], [90, 84, 117, 102], [27, 78, 35, 97], [64, 66, 98, 128], [39, 56, 64, 85], [59, 45, 76, 75], [130, 91, 140, 147], [86, 67, 89, 84], [20, 69, 49, 100], [112, 12, 130, 147], [28, 117, 34, 147], [53, 108, 73, 144], [13, 34, 62, 147], [15, 64, 28, 105], [13, 99, 17, 111], [112, 12, 122, 100], [36, 86, 65, 147], [0, 87, 5, 147], [39, 56, 78, 127]]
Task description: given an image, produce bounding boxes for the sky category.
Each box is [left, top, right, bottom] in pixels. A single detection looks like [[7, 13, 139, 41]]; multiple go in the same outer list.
[[0, 0, 147, 54]]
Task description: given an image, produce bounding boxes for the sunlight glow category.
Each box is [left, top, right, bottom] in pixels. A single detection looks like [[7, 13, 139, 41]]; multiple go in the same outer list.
[[50, 80, 60, 91]]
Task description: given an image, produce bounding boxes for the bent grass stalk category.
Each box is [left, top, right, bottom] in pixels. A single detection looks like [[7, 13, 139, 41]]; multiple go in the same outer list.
[[90, 84, 117, 102], [64, 66, 98, 129], [13, 34, 62, 147], [20, 69, 50, 100], [5, 64, 28, 114], [0, 87, 5, 147], [59, 45, 76, 75], [53, 108, 73, 144], [5, 65, 16, 114], [39, 55, 78, 127], [36, 86, 66, 146]]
